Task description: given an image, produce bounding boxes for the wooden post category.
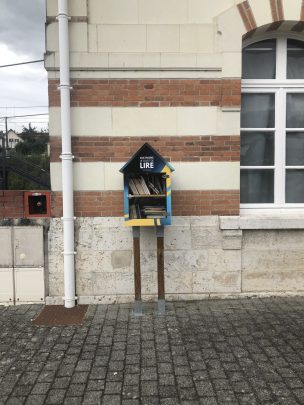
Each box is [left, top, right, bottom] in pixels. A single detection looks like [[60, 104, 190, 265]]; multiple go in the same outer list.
[[132, 226, 142, 315], [156, 226, 165, 314]]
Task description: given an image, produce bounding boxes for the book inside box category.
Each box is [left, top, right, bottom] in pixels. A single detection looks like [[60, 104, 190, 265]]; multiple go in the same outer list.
[[128, 174, 167, 219]]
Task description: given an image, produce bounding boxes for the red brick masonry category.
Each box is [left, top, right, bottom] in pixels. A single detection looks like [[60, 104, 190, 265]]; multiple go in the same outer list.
[[49, 79, 241, 108], [270, 0, 284, 22], [237, 1, 257, 32], [52, 190, 240, 218], [0, 190, 239, 218], [0, 191, 51, 219], [50, 136, 240, 163], [0, 191, 24, 218]]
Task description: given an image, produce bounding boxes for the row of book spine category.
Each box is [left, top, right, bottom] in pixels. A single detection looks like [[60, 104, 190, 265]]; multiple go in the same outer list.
[[142, 205, 167, 218], [129, 175, 165, 195], [130, 203, 167, 219]]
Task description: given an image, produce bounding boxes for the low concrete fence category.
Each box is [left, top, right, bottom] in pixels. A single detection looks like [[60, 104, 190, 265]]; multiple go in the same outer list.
[[0, 224, 47, 305]]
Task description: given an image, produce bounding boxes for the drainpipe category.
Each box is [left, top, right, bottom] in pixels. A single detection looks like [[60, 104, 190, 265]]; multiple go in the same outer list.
[[57, 0, 76, 308]]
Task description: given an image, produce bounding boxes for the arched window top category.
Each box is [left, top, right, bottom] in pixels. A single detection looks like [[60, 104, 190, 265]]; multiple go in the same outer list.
[[243, 39, 276, 79], [287, 39, 304, 79], [242, 36, 304, 80]]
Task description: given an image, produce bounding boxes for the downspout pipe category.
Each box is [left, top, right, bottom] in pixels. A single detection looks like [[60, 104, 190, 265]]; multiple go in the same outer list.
[[57, 0, 76, 308]]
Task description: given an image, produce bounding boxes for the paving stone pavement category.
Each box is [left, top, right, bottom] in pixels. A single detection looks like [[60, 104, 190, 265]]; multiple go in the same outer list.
[[1, 298, 304, 404]]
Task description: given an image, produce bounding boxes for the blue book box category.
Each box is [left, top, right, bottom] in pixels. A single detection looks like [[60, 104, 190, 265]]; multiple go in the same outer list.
[[120, 143, 174, 227]]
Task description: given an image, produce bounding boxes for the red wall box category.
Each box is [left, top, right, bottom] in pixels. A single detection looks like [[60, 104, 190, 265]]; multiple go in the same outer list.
[[24, 192, 51, 218]]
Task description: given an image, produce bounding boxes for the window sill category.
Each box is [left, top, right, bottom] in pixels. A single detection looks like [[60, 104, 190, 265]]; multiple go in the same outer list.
[[220, 215, 304, 230]]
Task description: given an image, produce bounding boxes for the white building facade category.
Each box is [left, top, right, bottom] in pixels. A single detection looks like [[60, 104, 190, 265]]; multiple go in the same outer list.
[[43, 0, 304, 304]]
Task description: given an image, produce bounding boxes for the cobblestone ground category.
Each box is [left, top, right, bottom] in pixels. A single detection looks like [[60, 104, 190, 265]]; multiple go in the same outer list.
[[1, 298, 304, 404]]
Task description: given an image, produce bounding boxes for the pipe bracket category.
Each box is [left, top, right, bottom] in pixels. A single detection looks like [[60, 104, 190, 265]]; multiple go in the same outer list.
[[57, 84, 71, 90], [60, 153, 75, 160], [56, 13, 70, 20]]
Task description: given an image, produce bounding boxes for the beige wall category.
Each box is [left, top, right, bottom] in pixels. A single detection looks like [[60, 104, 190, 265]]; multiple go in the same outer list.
[[45, 0, 248, 77], [49, 106, 240, 137], [45, 0, 304, 74], [50, 161, 240, 192]]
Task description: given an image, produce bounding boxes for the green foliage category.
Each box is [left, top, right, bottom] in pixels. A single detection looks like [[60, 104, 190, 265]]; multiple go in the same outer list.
[[6, 124, 50, 190], [15, 124, 49, 155], [8, 172, 43, 190]]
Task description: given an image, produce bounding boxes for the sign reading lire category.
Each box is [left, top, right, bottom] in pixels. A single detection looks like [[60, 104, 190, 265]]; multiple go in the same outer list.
[[140, 156, 154, 170]]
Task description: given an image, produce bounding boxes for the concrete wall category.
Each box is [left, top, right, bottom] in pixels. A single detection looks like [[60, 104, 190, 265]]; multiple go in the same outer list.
[[0, 225, 46, 304], [45, 0, 304, 75], [45, 0, 244, 76], [242, 230, 304, 292], [46, 216, 304, 304]]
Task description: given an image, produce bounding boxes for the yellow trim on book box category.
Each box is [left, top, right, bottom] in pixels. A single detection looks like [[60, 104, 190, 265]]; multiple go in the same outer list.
[[161, 166, 171, 174], [124, 218, 156, 227]]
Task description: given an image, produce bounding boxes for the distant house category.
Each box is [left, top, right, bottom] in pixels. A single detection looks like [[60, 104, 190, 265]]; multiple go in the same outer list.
[[7, 130, 23, 149]]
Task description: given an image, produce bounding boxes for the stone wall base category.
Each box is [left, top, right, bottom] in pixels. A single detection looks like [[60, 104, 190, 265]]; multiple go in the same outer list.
[[45, 291, 304, 305], [47, 216, 304, 303]]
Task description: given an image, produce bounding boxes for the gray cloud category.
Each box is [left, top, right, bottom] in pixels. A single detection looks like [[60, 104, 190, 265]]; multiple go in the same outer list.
[[0, 65, 47, 105], [0, 0, 46, 58], [0, 0, 48, 131]]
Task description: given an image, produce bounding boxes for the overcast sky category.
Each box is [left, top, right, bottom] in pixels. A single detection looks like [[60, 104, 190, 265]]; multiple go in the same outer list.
[[0, 0, 48, 132]]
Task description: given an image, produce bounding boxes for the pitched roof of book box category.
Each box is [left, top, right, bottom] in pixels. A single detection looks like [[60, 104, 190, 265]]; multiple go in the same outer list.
[[119, 143, 175, 173]]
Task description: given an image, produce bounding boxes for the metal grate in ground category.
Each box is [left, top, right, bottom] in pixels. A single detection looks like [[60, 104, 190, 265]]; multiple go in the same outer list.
[[32, 304, 88, 326]]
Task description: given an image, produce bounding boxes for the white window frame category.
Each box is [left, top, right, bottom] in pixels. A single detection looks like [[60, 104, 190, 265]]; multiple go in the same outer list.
[[241, 34, 304, 215]]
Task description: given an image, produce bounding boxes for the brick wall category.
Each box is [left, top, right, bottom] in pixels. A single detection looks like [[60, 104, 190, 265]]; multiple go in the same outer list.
[[270, 0, 284, 22], [49, 79, 241, 108], [0, 191, 24, 218], [52, 191, 123, 217], [49, 77, 241, 218], [51, 190, 239, 217], [50, 136, 240, 163], [173, 190, 239, 216], [237, 1, 257, 31]]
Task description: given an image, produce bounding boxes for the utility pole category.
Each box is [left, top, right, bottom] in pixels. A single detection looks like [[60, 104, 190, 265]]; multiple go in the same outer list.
[[5, 117, 8, 149], [0, 117, 9, 189], [0, 130, 6, 190]]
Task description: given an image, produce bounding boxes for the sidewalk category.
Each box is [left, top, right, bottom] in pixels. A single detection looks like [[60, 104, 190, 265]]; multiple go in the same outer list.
[[1, 297, 304, 404]]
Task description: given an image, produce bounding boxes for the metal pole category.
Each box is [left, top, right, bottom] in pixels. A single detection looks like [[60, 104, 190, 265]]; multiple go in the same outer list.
[[156, 226, 165, 314], [132, 226, 142, 316], [57, 0, 76, 308], [5, 117, 8, 149], [1, 132, 5, 190]]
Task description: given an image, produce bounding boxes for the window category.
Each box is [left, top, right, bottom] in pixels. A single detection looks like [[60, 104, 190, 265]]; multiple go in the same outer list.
[[241, 36, 304, 210]]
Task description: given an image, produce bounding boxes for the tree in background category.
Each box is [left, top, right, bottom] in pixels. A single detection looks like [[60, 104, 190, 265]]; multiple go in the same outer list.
[[8, 124, 50, 190], [15, 123, 49, 155]]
